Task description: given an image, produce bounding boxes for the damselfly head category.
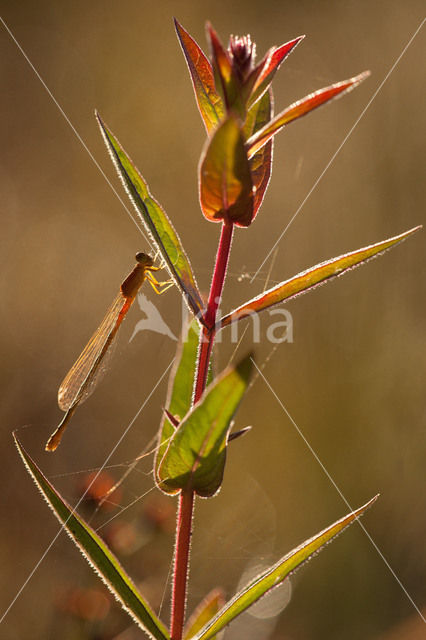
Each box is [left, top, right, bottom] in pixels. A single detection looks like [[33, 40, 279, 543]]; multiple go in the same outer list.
[[135, 252, 154, 267]]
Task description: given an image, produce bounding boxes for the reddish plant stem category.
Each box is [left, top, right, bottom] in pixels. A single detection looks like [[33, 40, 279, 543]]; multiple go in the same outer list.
[[193, 325, 215, 404], [170, 488, 194, 640], [204, 220, 234, 330], [170, 220, 234, 639], [194, 220, 234, 402]]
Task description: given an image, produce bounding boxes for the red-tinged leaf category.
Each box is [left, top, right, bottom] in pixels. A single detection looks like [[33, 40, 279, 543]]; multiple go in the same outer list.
[[96, 113, 204, 318], [174, 19, 224, 133], [199, 115, 254, 227], [246, 36, 305, 108], [207, 24, 232, 91], [247, 71, 370, 159], [244, 90, 273, 219], [164, 409, 180, 428], [251, 140, 273, 218], [219, 227, 421, 328], [207, 23, 243, 116], [184, 589, 225, 640], [190, 497, 378, 640]]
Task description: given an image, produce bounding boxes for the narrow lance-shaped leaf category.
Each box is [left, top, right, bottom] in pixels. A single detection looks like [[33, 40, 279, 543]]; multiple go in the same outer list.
[[219, 227, 421, 329], [96, 113, 204, 318], [174, 19, 224, 133], [199, 115, 254, 227], [190, 496, 378, 640], [14, 435, 170, 640], [157, 354, 252, 497], [246, 35, 305, 109], [184, 589, 225, 640], [247, 71, 370, 159], [155, 318, 214, 481]]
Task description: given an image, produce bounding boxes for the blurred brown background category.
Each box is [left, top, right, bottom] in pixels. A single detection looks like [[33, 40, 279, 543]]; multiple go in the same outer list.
[[1, 1, 425, 638]]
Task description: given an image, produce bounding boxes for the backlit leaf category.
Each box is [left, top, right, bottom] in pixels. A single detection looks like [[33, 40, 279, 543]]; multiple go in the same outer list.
[[220, 227, 421, 328], [155, 318, 213, 482], [14, 435, 169, 640], [247, 71, 370, 159], [207, 23, 243, 116], [244, 89, 273, 219], [199, 115, 254, 227], [246, 35, 305, 109], [174, 19, 224, 133], [157, 355, 252, 497], [96, 113, 204, 317], [190, 497, 378, 640], [184, 589, 225, 640]]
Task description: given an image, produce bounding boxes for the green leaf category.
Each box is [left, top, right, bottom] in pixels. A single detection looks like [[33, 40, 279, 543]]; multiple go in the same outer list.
[[191, 496, 378, 640], [244, 89, 273, 219], [199, 115, 254, 227], [14, 434, 169, 640], [184, 588, 225, 640], [157, 354, 252, 497], [219, 227, 421, 328], [243, 86, 272, 140], [174, 19, 224, 133], [96, 113, 204, 318], [155, 318, 211, 482], [247, 71, 370, 159]]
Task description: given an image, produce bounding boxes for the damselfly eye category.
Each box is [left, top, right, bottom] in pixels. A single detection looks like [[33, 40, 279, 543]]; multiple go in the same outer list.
[[135, 252, 154, 267]]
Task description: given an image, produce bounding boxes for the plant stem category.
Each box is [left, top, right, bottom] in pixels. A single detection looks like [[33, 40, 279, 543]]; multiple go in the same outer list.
[[194, 220, 234, 402], [170, 488, 194, 640], [193, 325, 214, 404], [204, 220, 234, 330], [170, 220, 234, 639]]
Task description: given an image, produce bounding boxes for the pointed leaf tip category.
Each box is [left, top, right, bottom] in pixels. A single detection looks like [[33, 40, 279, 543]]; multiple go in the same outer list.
[[219, 226, 420, 329], [207, 22, 244, 116], [228, 426, 252, 442], [247, 34, 306, 108], [191, 496, 378, 640], [174, 18, 223, 132], [96, 112, 204, 317], [184, 588, 225, 640], [247, 70, 371, 158], [14, 434, 170, 640]]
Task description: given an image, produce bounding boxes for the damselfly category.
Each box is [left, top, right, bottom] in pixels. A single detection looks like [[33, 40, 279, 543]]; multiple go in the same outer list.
[[46, 253, 171, 451]]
